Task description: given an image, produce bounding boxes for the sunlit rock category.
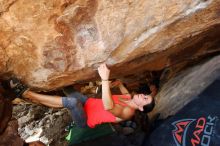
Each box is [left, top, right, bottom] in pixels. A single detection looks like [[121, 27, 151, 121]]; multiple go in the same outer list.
[[0, 0, 220, 90]]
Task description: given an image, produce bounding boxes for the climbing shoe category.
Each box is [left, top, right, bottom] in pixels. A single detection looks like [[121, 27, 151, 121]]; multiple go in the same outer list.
[[3, 77, 28, 98]]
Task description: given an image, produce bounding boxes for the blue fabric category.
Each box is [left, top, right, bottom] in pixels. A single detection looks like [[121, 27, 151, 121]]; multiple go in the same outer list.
[[62, 91, 88, 128]]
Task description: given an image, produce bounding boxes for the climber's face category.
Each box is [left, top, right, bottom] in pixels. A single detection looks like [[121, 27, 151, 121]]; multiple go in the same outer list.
[[133, 94, 153, 111]]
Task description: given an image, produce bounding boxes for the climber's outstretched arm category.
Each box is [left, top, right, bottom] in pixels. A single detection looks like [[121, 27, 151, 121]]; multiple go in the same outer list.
[[98, 63, 114, 110]]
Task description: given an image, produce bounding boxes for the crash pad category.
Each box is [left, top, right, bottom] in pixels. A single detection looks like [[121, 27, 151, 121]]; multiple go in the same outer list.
[[145, 77, 220, 146], [66, 123, 115, 145]]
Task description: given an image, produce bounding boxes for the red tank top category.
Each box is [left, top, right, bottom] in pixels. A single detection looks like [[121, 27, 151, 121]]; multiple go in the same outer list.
[[84, 95, 131, 128]]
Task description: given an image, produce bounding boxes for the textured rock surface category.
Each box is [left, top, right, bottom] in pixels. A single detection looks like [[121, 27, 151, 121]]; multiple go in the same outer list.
[[0, 0, 220, 90], [12, 104, 71, 146], [149, 55, 220, 119]]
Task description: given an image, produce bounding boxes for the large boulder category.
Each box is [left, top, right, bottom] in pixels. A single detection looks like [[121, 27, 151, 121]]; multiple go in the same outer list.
[[149, 55, 220, 119], [0, 0, 220, 90]]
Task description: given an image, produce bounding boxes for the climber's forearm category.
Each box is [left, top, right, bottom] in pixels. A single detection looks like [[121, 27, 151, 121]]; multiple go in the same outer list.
[[101, 80, 114, 110], [118, 84, 130, 95]]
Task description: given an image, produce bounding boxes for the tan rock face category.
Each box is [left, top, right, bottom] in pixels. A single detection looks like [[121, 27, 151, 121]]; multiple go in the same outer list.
[[0, 0, 220, 90]]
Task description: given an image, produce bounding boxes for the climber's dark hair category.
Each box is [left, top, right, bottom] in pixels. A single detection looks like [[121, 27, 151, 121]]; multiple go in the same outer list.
[[142, 98, 155, 113]]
